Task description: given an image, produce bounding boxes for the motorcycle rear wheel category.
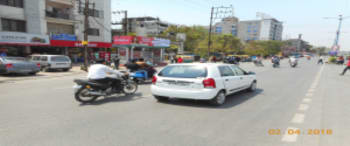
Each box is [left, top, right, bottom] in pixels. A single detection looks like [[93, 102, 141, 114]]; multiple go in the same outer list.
[[75, 87, 99, 103]]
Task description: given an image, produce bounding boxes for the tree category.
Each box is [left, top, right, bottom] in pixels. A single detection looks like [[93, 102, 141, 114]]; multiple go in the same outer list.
[[244, 40, 284, 56], [196, 34, 243, 57]]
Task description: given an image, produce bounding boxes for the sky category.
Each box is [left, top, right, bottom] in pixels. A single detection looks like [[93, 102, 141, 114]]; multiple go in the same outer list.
[[111, 0, 350, 51]]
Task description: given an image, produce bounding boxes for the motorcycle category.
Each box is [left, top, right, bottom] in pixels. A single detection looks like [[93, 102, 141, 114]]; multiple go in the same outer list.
[[254, 60, 264, 67], [290, 61, 298, 68], [272, 62, 280, 68], [73, 73, 138, 103]]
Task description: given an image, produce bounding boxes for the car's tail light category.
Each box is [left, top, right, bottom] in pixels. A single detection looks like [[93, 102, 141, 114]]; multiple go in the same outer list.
[[6, 64, 13, 69], [203, 78, 216, 88], [36, 63, 41, 68], [152, 76, 157, 84]]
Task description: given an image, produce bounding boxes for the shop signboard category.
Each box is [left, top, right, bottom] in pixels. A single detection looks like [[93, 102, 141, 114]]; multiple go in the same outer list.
[[136, 36, 153, 46], [51, 34, 77, 41], [50, 40, 112, 48], [113, 36, 134, 45], [0, 32, 49, 45], [153, 38, 170, 47]]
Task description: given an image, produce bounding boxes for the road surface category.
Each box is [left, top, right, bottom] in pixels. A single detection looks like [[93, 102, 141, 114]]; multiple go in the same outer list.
[[1, 59, 349, 146]]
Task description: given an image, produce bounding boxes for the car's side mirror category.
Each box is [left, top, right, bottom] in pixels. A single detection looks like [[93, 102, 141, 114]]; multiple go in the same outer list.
[[247, 71, 256, 75]]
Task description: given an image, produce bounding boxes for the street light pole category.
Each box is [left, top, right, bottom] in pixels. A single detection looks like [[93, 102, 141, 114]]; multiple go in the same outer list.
[[208, 7, 214, 58], [324, 15, 350, 53]]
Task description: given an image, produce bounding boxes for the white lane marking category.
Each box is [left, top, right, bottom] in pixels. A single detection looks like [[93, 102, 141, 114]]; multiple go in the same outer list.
[[291, 113, 305, 124], [281, 127, 299, 142], [305, 93, 313, 97], [298, 104, 309, 111], [302, 98, 312, 103]]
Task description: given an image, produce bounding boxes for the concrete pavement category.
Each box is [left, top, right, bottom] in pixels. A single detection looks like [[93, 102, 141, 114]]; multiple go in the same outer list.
[[0, 58, 349, 146]]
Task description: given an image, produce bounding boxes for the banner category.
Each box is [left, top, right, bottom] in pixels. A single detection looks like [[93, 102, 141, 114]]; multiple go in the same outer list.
[[153, 37, 170, 47], [51, 34, 77, 41], [113, 36, 134, 45], [50, 40, 112, 48], [0, 32, 49, 45], [136, 36, 154, 46]]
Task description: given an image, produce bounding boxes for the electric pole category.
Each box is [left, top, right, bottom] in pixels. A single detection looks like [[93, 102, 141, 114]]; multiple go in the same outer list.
[[78, 0, 95, 68], [324, 15, 350, 54], [207, 5, 234, 57]]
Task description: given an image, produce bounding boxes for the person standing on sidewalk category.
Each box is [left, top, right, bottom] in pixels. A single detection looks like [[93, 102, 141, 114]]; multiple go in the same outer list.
[[112, 55, 120, 70], [340, 57, 350, 76]]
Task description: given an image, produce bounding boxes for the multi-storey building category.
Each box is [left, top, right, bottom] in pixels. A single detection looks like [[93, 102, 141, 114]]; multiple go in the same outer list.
[[238, 18, 283, 42], [0, 0, 111, 57], [214, 17, 239, 36], [122, 16, 172, 36]]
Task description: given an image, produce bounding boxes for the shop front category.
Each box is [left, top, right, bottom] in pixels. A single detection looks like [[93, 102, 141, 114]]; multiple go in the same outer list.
[[0, 32, 50, 57], [50, 40, 112, 63], [112, 36, 170, 65]]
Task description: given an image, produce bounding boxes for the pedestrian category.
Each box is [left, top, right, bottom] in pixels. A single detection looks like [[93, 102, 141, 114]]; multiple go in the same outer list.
[[177, 57, 183, 63], [112, 55, 120, 70], [340, 57, 350, 76], [318, 56, 324, 64], [212, 56, 217, 63], [0, 49, 7, 57]]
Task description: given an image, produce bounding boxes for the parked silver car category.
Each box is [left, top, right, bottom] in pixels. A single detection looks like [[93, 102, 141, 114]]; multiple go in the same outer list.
[[0, 57, 41, 75], [29, 55, 72, 72]]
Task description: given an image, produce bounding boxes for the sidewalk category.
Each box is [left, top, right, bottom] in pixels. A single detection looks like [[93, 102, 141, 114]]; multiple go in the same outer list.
[[0, 66, 86, 83]]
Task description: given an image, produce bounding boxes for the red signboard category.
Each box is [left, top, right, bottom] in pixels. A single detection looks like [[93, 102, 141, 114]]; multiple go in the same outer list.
[[50, 40, 112, 48], [136, 36, 153, 46], [113, 36, 134, 45]]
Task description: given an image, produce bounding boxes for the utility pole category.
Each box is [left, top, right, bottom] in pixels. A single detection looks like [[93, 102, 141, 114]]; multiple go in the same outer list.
[[112, 11, 128, 35], [78, 0, 95, 68], [324, 15, 350, 54], [208, 7, 214, 57], [207, 5, 234, 57]]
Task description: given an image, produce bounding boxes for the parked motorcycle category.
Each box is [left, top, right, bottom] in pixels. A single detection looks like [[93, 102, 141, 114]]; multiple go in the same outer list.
[[273, 62, 280, 68], [73, 74, 138, 103]]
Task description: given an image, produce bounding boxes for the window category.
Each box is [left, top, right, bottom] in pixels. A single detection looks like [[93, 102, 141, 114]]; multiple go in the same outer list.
[[1, 18, 26, 32], [41, 56, 48, 61], [80, 8, 103, 18], [88, 28, 100, 36], [231, 66, 246, 76], [51, 56, 70, 62], [158, 65, 207, 78], [0, 0, 24, 8], [218, 66, 235, 77], [32, 56, 41, 61]]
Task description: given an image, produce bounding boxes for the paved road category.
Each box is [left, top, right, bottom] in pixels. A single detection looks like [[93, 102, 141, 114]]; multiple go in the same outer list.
[[1, 59, 349, 146]]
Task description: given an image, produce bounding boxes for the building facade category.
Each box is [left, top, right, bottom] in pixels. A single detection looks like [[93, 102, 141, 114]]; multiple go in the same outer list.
[[123, 16, 172, 36], [214, 17, 239, 36], [238, 18, 283, 42], [0, 0, 111, 57]]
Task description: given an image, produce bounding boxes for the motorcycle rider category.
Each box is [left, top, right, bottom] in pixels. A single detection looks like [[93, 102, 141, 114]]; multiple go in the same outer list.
[[87, 59, 124, 92], [289, 56, 298, 67], [272, 56, 280, 66]]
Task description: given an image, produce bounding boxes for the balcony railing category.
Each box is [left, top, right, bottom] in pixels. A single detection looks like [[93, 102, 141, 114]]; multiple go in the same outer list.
[[46, 11, 71, 20]]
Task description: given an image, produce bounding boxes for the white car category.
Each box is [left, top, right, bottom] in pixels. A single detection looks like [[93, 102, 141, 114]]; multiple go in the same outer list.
[[151, 63, 257, 105], [29, 55, 72, 72]]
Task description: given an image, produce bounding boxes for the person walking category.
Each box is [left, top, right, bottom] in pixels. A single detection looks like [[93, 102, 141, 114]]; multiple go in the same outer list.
[[340, 57, 350, 76], [318, 56, 324, 64], [177, 57, 183, 63]]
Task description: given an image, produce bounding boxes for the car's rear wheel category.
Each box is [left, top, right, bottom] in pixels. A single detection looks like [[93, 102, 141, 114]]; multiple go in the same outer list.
[[28, 72, 37, 76], [63, 68, 70, 72], [154, 96, 169, 102], [248, 81, 257, 92], [211, 91, 226, 106]]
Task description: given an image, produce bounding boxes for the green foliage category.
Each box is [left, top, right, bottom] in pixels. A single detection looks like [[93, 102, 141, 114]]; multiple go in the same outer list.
[[328, 56, 337, 63], [245, 40, 284, 56], [196, 34, 243, 57]]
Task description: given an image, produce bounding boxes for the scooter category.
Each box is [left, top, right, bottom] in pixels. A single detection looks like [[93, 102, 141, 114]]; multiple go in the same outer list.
[[73, 74, 138, 103], [290, 61, 298, 68]]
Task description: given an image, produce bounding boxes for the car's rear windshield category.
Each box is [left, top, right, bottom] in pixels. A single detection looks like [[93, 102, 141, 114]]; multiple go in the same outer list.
[[158, 65, 207, 78], [51, 56, 70, 62]]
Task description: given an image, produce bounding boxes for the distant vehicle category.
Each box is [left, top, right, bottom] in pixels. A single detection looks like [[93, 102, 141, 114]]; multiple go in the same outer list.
[[0, 57, 40, 75], [29, 55, 72, 72], [151, 63, 257, 106]]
